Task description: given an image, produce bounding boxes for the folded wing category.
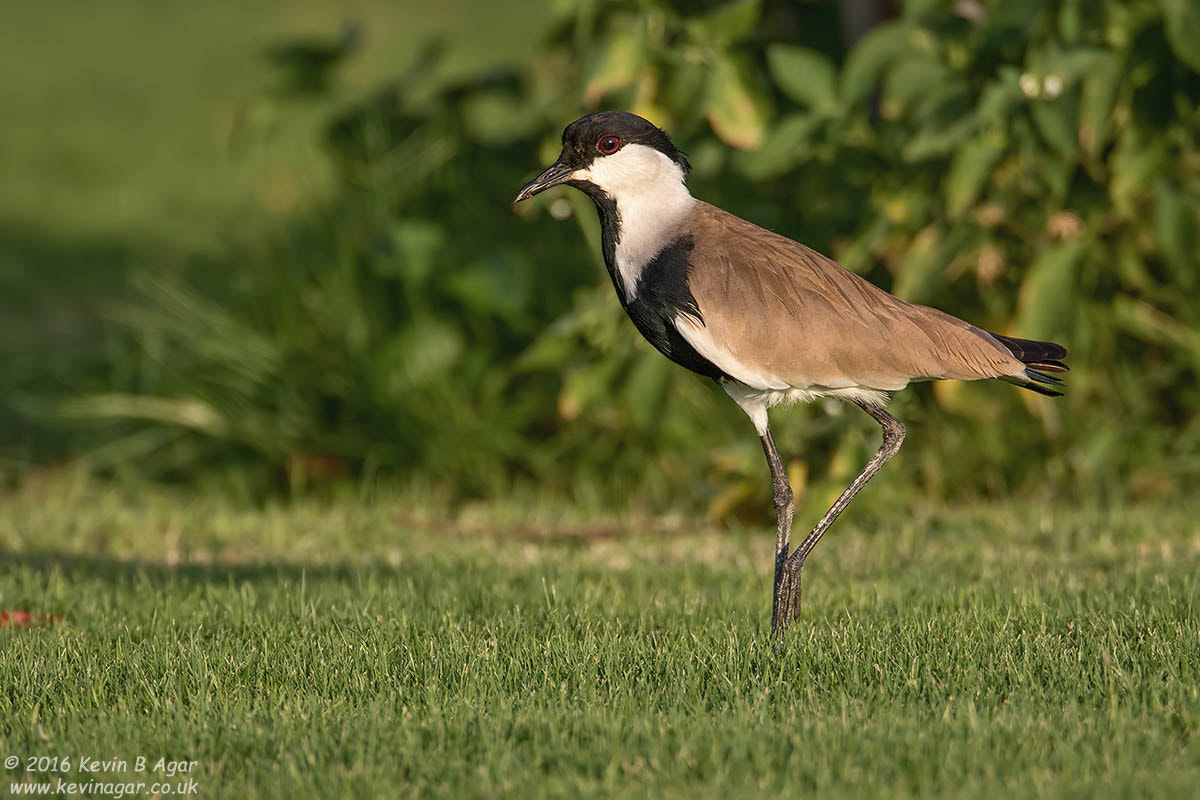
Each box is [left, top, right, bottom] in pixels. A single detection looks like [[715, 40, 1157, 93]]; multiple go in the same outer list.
[[678, 202, 1029, 393]]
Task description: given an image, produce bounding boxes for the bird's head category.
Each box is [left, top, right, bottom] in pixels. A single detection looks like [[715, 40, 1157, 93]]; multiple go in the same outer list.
[[514, 112, 691, 205]]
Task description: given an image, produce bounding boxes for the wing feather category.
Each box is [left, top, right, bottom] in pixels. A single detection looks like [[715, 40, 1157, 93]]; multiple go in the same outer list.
[[681, 202, 1025, 392]]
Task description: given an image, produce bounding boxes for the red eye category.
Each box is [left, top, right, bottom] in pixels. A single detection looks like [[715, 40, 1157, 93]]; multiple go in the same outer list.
[[597, 136, 621, 155]]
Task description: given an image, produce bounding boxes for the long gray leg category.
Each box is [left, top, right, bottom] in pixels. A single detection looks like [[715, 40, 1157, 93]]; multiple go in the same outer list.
[[774, 400, 906, 633], [758, 428, 794, 631]]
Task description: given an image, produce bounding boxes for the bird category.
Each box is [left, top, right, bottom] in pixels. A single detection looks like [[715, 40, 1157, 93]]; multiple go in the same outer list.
[[514, 112, 1067, 633]]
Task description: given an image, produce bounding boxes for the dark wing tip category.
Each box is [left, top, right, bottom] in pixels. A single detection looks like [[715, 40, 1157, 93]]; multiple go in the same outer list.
[[990, 333, 1069, 365], [1026, 360, 1069, 373]]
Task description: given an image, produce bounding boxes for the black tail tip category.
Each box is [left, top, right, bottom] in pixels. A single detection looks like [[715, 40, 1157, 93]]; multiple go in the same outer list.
[[1021, 381, 1064, 397], [991, 332, 1068, 397], [1011, 368, 1066, 397]]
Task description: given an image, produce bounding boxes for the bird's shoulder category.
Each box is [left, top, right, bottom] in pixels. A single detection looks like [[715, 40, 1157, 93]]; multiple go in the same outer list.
[[681, 200, 904, 318], [676, 201, 1020, 385]]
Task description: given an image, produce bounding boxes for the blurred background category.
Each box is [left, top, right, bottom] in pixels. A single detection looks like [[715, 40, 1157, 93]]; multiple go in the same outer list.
[[1, 0, 1197, 523]]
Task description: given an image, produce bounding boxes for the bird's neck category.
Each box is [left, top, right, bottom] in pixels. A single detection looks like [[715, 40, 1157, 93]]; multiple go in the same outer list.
[[589, 180, 695, 303]]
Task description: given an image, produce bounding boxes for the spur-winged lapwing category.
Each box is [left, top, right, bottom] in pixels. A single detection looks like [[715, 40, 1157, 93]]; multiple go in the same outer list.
[[515, 112, 1067, 633]]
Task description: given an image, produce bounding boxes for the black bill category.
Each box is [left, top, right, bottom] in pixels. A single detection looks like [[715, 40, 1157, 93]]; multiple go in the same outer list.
[[514, 161, 573, 203]]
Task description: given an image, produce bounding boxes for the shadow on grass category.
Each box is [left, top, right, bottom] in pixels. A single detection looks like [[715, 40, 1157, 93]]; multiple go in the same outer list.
[[0, 548, 403, 588]]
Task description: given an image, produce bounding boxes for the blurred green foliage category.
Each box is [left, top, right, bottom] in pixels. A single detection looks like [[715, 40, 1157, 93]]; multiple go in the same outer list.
[[8, 0, 1200, 514]]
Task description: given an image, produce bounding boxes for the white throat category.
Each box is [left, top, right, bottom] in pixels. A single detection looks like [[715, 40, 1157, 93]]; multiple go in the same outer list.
[[572, 144, 695, 299]]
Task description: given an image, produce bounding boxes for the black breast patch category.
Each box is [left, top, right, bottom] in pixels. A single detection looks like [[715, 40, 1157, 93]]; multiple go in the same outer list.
[[576, 187, 727, 382], [621, 235, 728, 381]]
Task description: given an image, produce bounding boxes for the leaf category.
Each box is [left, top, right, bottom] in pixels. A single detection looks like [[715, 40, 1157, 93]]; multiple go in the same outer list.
[[902, 114, 978, 162], [902, 0, 942, 16], [1109, 128, 1169, 213], [379, 320, 464, 388], [1078, 51, 1124, 156], [56, 394, 228, 436], [462, 91, 534, 143], [912, 78, 972, 122], [449, 251, 530, 319], [707, 478, 758, 523], [376, 219, 445, 281], [1040, 47, 1110, 85], [1014, 238, 1090, 341], [1153, 180, 1199, 283], [766, 45, 838, 114], [1163, 0, 1200, 72], [1112, 296, 1200, 363], [834, 215, 891, 275], [1038, 156, 1076, 204], [621, 353, 673, 431], [944, 127, 1006, 216], [882, 57, 952, 117], [1058, 0, 1084, 42], [975, 79, 1021, 124], [582, 24, 644, 105], [735, 113, 820, 179], [893, 225, 951, 303], [662, 60, 709, 112], [841, 21, 915, 104], [517, 313, 585, 371], [1113, 232, 1159, 295], [705, 53, 770, 149], [1029, 89, 1080, 158], [563, 360, 622, 414], [691, 0, 760, 44]]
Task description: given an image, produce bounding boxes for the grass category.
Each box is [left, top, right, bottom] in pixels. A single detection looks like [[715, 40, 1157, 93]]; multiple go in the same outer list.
[[1, 480, 1197, 798], [2, 3, 1195, 793]]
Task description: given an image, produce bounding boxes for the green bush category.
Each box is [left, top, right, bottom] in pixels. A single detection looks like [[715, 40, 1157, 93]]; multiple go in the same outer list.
[[45, 0, 1200, 512]]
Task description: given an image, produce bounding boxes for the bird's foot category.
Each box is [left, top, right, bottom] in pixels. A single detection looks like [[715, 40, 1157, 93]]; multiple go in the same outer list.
[[771, 561, 803, 634]]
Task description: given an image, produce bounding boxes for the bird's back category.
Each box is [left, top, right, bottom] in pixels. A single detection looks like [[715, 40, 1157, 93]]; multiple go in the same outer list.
[[679, 202, 1026, 393]]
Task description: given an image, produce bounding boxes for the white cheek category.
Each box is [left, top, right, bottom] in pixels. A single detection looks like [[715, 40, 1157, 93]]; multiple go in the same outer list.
[[570, 144, 695, 299], [579, 145, 673, 196]]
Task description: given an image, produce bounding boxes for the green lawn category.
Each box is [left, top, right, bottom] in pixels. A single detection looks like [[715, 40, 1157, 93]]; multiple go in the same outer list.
[[1, 481, 1197, 798]]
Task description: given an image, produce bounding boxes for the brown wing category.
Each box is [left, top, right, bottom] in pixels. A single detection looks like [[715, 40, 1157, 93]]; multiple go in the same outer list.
[[682, 202, 1025, 391]]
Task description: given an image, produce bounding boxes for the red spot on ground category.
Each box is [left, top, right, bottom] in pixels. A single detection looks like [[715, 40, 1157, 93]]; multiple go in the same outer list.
[[0, 611, 63, 628]]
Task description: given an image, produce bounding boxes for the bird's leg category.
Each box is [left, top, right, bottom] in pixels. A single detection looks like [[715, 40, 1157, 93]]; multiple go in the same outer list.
[[758, 428, 794, 631], [774, 401, 906, 633]]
